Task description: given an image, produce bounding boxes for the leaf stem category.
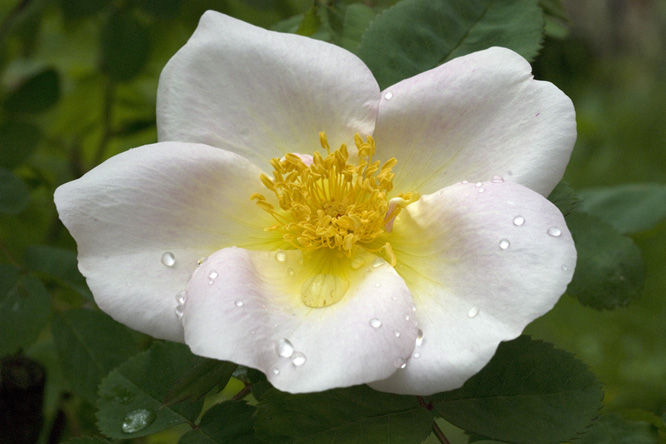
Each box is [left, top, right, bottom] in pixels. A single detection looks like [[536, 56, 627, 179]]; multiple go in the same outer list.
[[432, 420, 452, 444], [232, 384, 252, 401], [416, 396, 451, 444]]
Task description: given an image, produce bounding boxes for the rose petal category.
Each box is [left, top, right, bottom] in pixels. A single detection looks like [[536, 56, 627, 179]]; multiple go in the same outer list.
[[374, 47, 576, 197], [182, 247, 418, 393], [157, 11, 379, 167], [54, 142, 278, 341], [370, 180, 576, 394]]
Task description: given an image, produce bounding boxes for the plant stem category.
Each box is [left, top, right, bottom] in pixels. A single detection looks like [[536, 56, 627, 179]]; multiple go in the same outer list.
[[232, 384, 252, 401], [432, 420, 452, 444], [416, 396, 451, 444]]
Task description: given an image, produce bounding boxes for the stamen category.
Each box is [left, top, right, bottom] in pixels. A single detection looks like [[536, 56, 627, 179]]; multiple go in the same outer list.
[[251, 132, 419, 307]]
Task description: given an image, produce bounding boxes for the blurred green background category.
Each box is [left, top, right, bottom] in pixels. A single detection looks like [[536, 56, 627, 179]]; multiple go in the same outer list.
[[528, 0, 666, 413], [1, 0, 665, 441]]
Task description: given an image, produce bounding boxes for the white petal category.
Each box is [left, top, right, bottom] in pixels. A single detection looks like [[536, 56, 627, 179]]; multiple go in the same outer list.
[[370, 180, 576, 394], [374, 47, 576, 197], [54, 142, 278, 341], [182, 248, 418, 393], [157, 11, 379, 167]]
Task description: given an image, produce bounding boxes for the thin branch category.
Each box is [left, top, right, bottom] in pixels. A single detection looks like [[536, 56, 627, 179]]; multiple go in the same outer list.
[[417, 396, 451, 444], [432, 420, 452, 444], [232, 384, 252, 401]]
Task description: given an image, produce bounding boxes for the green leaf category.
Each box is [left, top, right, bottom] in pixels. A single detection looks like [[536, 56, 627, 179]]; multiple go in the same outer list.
[[318, 1, 376, 51], [0, 121, 41, 169], [566, 212, 645, 309], [316, 0, 344, 41], [96, 342, 205, 439], [432, 336, 603, 444], [338, 3, 376, 51], [3, 68, 61, 114], [356, 0, 544, 89], [539, 0, 570, 39], [51, 309, 139, 403], [0, 267, 50, 356], [547, 181, 581, 216], [577, 413, 659, 444], [296, 3, 321, 37], [100, 13, 150, 82], [576, 184, 666, 234], [255, 385, 433, 444], [164, 358, 237, 406], [25, 245, 92, 300], [0, 167, 30, 215], [445, 0, 544, 63], [178, 401, 259, 444]]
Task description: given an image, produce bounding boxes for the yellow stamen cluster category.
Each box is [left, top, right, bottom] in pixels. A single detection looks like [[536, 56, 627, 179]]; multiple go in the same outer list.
[[251, 133, 398, 260]]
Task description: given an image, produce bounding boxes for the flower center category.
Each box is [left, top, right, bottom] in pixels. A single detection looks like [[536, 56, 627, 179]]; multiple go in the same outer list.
[[251, 132, 418, 307]]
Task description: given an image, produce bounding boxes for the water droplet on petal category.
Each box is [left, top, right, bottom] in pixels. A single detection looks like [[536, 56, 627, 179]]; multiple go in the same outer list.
[[375, 283, 381, 288], [499, 239, 510, 250], [121, 408, 156, 433], [272, 368, 280, 375], [351, 256, 366, 269], [175, 290, 187, 305], [369, 318, 382, 328], [561, 264, 569, 271], [477, 188, 485, 193], [411, 303, 417, 312], [161, 252, 176, 267], [287, 267, 295, 276], [393, 330, 401, 338], [208, 271, 218, 280], [372, 257, 385, 268], [513, 216, 525, 226], [197, 256, 207, 265], [384, 91, 393, 100], [393, 357, 407, 369], [291, 352, 307, 366], [174, 304, 184, 318], [415, 329, 424, 346], [275, 250, 287, 262], [461, 180, 469, 184], [491, 175, 504, 183], [301, 273, 349, 308], [412, 352, 421, 359], [547, 226, 562, 237], [276, 338, 294, 358], [475, 182, 483, 187], [297, 256, 304, 265], [234, 300, 244, 307], [404, 313, 410, 321], [468, 306, 480, 318]]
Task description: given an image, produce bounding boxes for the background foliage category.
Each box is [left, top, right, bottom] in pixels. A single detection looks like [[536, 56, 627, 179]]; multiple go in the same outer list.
[[1, 0, 665, 443]]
